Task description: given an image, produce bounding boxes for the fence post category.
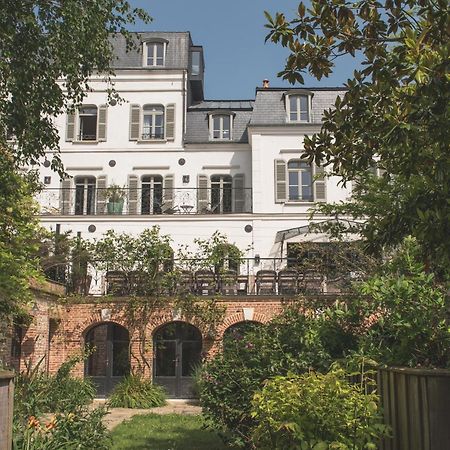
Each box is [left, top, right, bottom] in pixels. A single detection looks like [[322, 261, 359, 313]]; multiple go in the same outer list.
[[0, 370, 14, 450]]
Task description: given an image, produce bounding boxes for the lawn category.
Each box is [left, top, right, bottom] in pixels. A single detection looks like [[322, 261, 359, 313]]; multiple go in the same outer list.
[[111, 413, 234, 450]]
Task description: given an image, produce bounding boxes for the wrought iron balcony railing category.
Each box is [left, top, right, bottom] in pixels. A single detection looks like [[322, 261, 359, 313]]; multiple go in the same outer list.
[[37, 187, 253, 216]]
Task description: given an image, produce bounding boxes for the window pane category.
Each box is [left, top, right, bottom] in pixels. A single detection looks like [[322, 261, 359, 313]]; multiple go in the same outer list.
[[156, 43, 164, 57], [300, 111, 309, 121], [289, 185, 299, 200], [302, 170, 312, 200], [289, 171, 299, 184], [181, 341, 202, 377], [155, 341, 176, 376], [290, 96, 297, 114], [288, 160, 301, 169], [300, 95, 308, 112], [112, 341, 130, 376], [191, 51, 201, 75], [80, 115, 97, 140]]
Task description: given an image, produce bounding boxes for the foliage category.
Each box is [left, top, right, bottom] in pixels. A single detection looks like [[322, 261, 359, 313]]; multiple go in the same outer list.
[[111, 413, 236, 450], [199, 305, 357, 447], [251, 368, 387, 450], [0, 0, 150, 174], [13, 353, 108, 450], [265, 0, 450, 272], [351, 237, 450, 368], [105, 185, 127, 202], [108, 375, 166, 409], [14, 353, 95, 419], [0, 148, 42, 318], [13, 407, 110, 450]]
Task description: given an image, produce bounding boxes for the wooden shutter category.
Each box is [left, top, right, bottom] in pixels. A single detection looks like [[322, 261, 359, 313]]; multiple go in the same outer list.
[[96, 175, 108, 215], [97, 105, 107, 141], [233, 174, 245, 213], [66, 113, 76, 142], [165, 104, 175, 140], [60, 178, 72, 214], [197, 174, 209, 212], [274, 160, 287, 203], [129, 104, 141, 141], [127, 174, 139, 214], [163, 175, 174, 211], [314, 162, 326, 202]]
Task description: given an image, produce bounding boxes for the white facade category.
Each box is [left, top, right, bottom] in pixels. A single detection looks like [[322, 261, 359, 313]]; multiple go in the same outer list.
[[37, 32, 352, 263]]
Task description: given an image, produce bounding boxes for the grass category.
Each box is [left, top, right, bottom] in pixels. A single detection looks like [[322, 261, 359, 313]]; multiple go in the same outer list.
[[111, 413, 235, 450]]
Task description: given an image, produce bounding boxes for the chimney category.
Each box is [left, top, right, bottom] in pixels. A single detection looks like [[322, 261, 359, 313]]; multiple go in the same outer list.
[[262, 79, 270, 89]]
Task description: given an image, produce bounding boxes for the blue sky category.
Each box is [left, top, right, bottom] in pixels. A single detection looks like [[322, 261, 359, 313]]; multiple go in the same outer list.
[[129, 1, 361, 99]]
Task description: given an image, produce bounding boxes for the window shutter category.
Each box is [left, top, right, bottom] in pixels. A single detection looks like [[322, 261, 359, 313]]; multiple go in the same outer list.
[[274, 160, 287, 203], [97, 105, 107, 141], [96, 175, 108, 215], [165, 104, 175, 141], [127, 175, 139, 215], [232, 174, 245, 213], [66, 113, 75, 142], [163, 175, 174, 211], [129, 105, 141, 141], [60, 178, 72, 214], [314, 162, 326, 202], [197, 174, 209, 212]]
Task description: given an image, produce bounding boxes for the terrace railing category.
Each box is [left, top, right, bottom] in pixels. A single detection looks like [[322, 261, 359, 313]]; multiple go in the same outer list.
[[37, 187, 253, 216]]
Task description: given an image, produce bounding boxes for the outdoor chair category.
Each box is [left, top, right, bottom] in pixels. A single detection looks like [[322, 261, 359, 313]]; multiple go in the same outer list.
[[237, 274, 249, 295], [303, 271, 323, 294], [278, 269, 298, 295], [194, 270, 216, 295], [255, 270, 277, 295], [177, 270, 194, 294], [218, 270, 238, 295]]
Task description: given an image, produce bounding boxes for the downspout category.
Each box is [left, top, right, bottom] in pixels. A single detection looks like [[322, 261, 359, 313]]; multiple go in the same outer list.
[[182, 69, 187, 141]]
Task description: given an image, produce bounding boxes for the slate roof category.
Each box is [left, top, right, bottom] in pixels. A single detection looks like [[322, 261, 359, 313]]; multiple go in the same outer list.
[[250, 88, 347, 126], [185, 101, 254, 144], [109, 32, 192, 69]]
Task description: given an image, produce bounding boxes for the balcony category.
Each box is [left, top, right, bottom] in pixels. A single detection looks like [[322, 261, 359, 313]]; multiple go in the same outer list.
[[49, 257, 361, 298], [37, 187, 253, 216]]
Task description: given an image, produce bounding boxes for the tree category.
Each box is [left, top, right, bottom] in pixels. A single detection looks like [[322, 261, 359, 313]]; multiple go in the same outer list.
[[0, 148, 41, 317], [265, 0, 449, 273], [0, 0, 150, 173], [0, 1, 150, 318]]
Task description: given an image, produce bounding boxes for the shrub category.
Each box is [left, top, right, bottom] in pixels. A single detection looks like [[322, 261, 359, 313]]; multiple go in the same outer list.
[[14, 353, 95, 419], [108, 375, 166, 408], [251, 368, 388, 450], [199, 305, 357, 447], [13, 406, 110, 450]]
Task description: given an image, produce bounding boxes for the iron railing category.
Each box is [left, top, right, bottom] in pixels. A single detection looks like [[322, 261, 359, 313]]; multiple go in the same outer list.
[[48, 257, 363, 297], [37, 187, 253, 216]]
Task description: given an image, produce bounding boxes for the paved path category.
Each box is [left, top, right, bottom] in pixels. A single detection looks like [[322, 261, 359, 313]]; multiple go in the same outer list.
[[94, 400, 202, 430]]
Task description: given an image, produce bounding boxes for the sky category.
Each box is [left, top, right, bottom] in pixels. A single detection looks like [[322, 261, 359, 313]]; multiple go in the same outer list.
[[129, 1, 361, 100]]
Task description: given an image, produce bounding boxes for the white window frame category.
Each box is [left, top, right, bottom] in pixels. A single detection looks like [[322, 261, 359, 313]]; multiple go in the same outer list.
[[210, 174, 233, 213], [286, 94, 311, 123], [141, 175, 164, 214], [209, 114, 233, 141], [74, 176, 96, 215], [142, 104, 165, 140], [287, 159, 313, 202], [78, 105, 98, 141], [144, 41, 166, 67]]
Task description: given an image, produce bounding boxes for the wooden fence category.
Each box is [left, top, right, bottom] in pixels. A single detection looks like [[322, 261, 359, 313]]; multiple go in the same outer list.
[[378, 367, 450, 450], [0, 371, 14, 450]]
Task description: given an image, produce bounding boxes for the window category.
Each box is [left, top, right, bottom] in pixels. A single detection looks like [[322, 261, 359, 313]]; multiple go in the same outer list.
[[75, 176, 96, 215], [211, 175, 232, 213], [142, 105, 165, 140], [141, 175, 163, 214], [211, 114, 232, 140], [11, 324, 23, 358], [287, 160, 313, 201], [287, 94, 310, 122], [191, 51, 201, 75], [145, 42, 165, 67], [78, 106, 98, 141]]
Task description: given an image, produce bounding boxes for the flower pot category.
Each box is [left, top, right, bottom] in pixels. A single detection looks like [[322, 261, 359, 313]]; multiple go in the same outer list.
[[107, 199, 124, 214]]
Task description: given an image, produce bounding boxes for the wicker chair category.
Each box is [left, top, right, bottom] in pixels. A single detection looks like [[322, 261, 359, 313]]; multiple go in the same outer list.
[[278, 269, 298, 295], [219, 270, 238, 295], [256, 270, 277, 295], [194, 270, 216, 295]]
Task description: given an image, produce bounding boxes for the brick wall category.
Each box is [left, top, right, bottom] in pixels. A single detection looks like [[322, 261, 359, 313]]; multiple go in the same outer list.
[[14, 296, 285, 379]]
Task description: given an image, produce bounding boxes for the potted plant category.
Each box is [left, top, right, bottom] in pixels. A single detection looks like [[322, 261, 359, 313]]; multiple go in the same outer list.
[[106, 184, 126, 214]]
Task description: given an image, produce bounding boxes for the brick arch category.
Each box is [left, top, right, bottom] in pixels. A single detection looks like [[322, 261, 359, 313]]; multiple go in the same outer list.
[[78, 310, 129, 345], [149, 318, 204, 341], [216, 311, 270, 338]]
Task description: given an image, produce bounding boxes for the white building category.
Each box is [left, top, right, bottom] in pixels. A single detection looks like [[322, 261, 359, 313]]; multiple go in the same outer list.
[[37, 32, 351, 267]]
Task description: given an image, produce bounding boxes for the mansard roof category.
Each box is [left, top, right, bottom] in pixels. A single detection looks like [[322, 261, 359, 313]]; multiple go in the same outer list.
[[250, 87, 347, 126], [110, 32, 193, 69]]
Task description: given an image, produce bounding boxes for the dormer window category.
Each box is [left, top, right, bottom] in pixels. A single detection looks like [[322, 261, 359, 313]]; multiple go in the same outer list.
[[286, 93, 311, 122], [209, 113, 233, 141], [144, 41, 166, 67]]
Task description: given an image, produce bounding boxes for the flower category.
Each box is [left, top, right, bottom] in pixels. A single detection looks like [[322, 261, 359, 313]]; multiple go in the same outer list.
[[28, 416, 40, 428]]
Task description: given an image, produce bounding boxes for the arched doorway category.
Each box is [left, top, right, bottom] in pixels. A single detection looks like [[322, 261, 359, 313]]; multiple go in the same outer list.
[[153, 322, 202, 398], [223, 321, 263, 351], [85, 322, 130, 397]]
